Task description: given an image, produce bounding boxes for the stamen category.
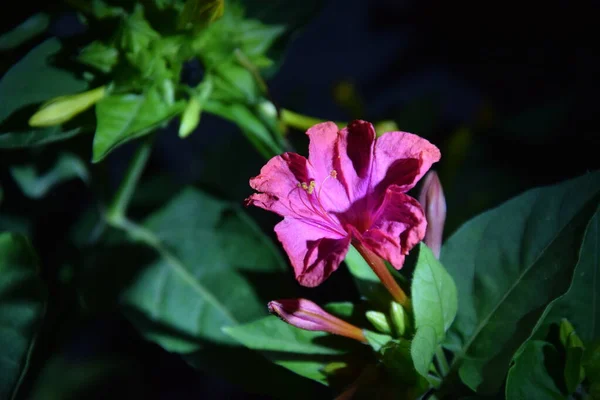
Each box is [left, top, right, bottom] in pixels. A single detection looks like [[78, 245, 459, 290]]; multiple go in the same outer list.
[[330, 170, 337, 179]]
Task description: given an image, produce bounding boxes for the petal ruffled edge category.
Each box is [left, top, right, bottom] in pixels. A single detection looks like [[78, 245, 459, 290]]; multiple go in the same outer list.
[[274, 218, 350, 287], [361, 186, 426, 269], [372, 131, 441, 194]]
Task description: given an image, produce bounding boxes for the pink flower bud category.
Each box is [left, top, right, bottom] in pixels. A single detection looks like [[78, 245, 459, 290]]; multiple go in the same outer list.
[[418, 171, 446, 259], [268, 298, 366, 343]]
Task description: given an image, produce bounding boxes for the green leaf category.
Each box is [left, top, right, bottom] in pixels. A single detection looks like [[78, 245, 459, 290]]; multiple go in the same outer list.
[[558, 319, 585, 393], [0, 233, 46, 400], [204, 100, 281, 158], [0, 39, 87, 125], [178, 0, 224, 29], [442, 171, 600, 393], [77, 41, 119, 73], [411, 325, 438, 379], [119, 4, 160, 55], [409, 243, 457, 379], [120, 187, 288, 353], [10, 153, 89, 199], [92, 89, 184, 162], [505, 341, 564, 400], [364, 330, 393, 352], [381, 340, 422, 385], [412, 243, 457, 340], [0, 13, 50, 51], [0, 128, 82, 149], [343, 245, 391, 309]]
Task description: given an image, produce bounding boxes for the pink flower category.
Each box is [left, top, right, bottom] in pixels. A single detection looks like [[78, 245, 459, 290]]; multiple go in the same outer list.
[[268, 298, 366, 342], [246, 120, 440, 287]]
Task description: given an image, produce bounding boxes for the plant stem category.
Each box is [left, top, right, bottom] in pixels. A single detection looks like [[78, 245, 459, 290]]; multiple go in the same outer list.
[[353, 240, 411, 309], [281, 109, 345, 132], [436, 346, 450, 377], [106, 135, 154, 223]]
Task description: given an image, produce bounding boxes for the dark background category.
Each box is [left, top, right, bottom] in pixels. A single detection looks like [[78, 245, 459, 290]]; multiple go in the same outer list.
[[1, 0, 598, 398]]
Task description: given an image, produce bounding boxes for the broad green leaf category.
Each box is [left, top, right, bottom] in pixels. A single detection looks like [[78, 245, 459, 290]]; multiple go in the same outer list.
[[0, 13, 50, 51], [224, 316, 346, 356], [343, 245, 391, 309], [77, 41, 118, 73], [0, 39, 87, 125], [442, 171, 600, 393], [10, 153, 89, 199], [410, 243, 457, 379], [505, 341, 564, 400], [120, 188, 288, 353], [411, 325, 438, 379], [212, 63, 258, 103], [0, 233, 46, 400], [92, 89, 184, 162]]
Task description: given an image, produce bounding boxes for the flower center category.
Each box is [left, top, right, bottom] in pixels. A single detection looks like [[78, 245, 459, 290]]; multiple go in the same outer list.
[[293, 170, 344, 235]]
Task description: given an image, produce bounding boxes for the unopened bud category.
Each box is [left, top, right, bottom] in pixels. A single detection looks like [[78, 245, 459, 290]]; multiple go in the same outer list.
[[178, 97, 202, 138], [418, 170, 446, 259], [29, 86, 106, 127], [365, 310, 392, 334], [390, 301, 409, 337], [268, 298, 366, 343]]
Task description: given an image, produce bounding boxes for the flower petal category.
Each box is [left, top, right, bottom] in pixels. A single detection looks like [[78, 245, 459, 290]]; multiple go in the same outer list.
[[247, 152, 314, 218], [334, 120, 376, 202], [362, 186, 426, 269], [274, 218, 350, 287], [372, 131, 441, 194]]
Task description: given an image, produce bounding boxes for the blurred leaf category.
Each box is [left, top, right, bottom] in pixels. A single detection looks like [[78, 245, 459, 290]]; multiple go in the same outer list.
[[121, 187, 288, 353], [442, 171, 600, 394], [119, 4, 160, 55], [0, 128, 81, 149], [410, 243, 457, 379], [0, 39, 87, 125], [93, 89, 184, 162], [505, 341, 564, 400], [10, 152, 89, 199], [77, 41, 119, 73], [343, 245, 391, 310], [0, 39, 87, 148], [0, 233, 46, 400], [212, 63, 257, 103], [178, 0, 224, 29], [0, 13, 50, 51]]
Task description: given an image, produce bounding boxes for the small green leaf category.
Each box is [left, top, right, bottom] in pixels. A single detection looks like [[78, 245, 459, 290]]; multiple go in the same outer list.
[[505, 341, 564, 400], [178, 0, 224, 29], [0, 13, 50, 51], [10, 152, 89, 199], [119, 4, 160, 55], [559, 319, 585, 393], [411, 325, 438, 379], [0, 128, 81, 149], [92, 88, 184, 162], [363, 330, 392, 352], [0, 233, 46, 400], [78, 41, 119, 73]]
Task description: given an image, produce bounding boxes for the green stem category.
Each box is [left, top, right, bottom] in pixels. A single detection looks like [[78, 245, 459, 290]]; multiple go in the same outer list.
[[281, 109, 345, 132], [436, 346, 450, 377], [106, 135, 154, 223]]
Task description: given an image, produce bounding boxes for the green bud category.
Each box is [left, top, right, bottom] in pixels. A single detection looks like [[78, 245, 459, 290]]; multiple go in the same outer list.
[[29, 86, 106, 127], [365, 310, 392, 335], [178, 97, 202, 138], [390, 301, 410, 337]]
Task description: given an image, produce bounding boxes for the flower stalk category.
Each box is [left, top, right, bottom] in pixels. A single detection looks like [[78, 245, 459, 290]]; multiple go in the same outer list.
[[353, 240, 411, 309]]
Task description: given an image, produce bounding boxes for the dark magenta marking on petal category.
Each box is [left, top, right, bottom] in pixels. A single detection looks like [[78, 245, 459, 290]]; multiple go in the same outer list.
[[346, 120, 375, 178]]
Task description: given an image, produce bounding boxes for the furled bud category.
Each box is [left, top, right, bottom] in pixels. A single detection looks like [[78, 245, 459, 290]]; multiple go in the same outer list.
[[178, 97, 202, 138], [390, 301, 410, 337], [268, 298, 366, 343], [29, 86, 106, 127], [365, 310, 392, 335], [418, 170, 446, 259]]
